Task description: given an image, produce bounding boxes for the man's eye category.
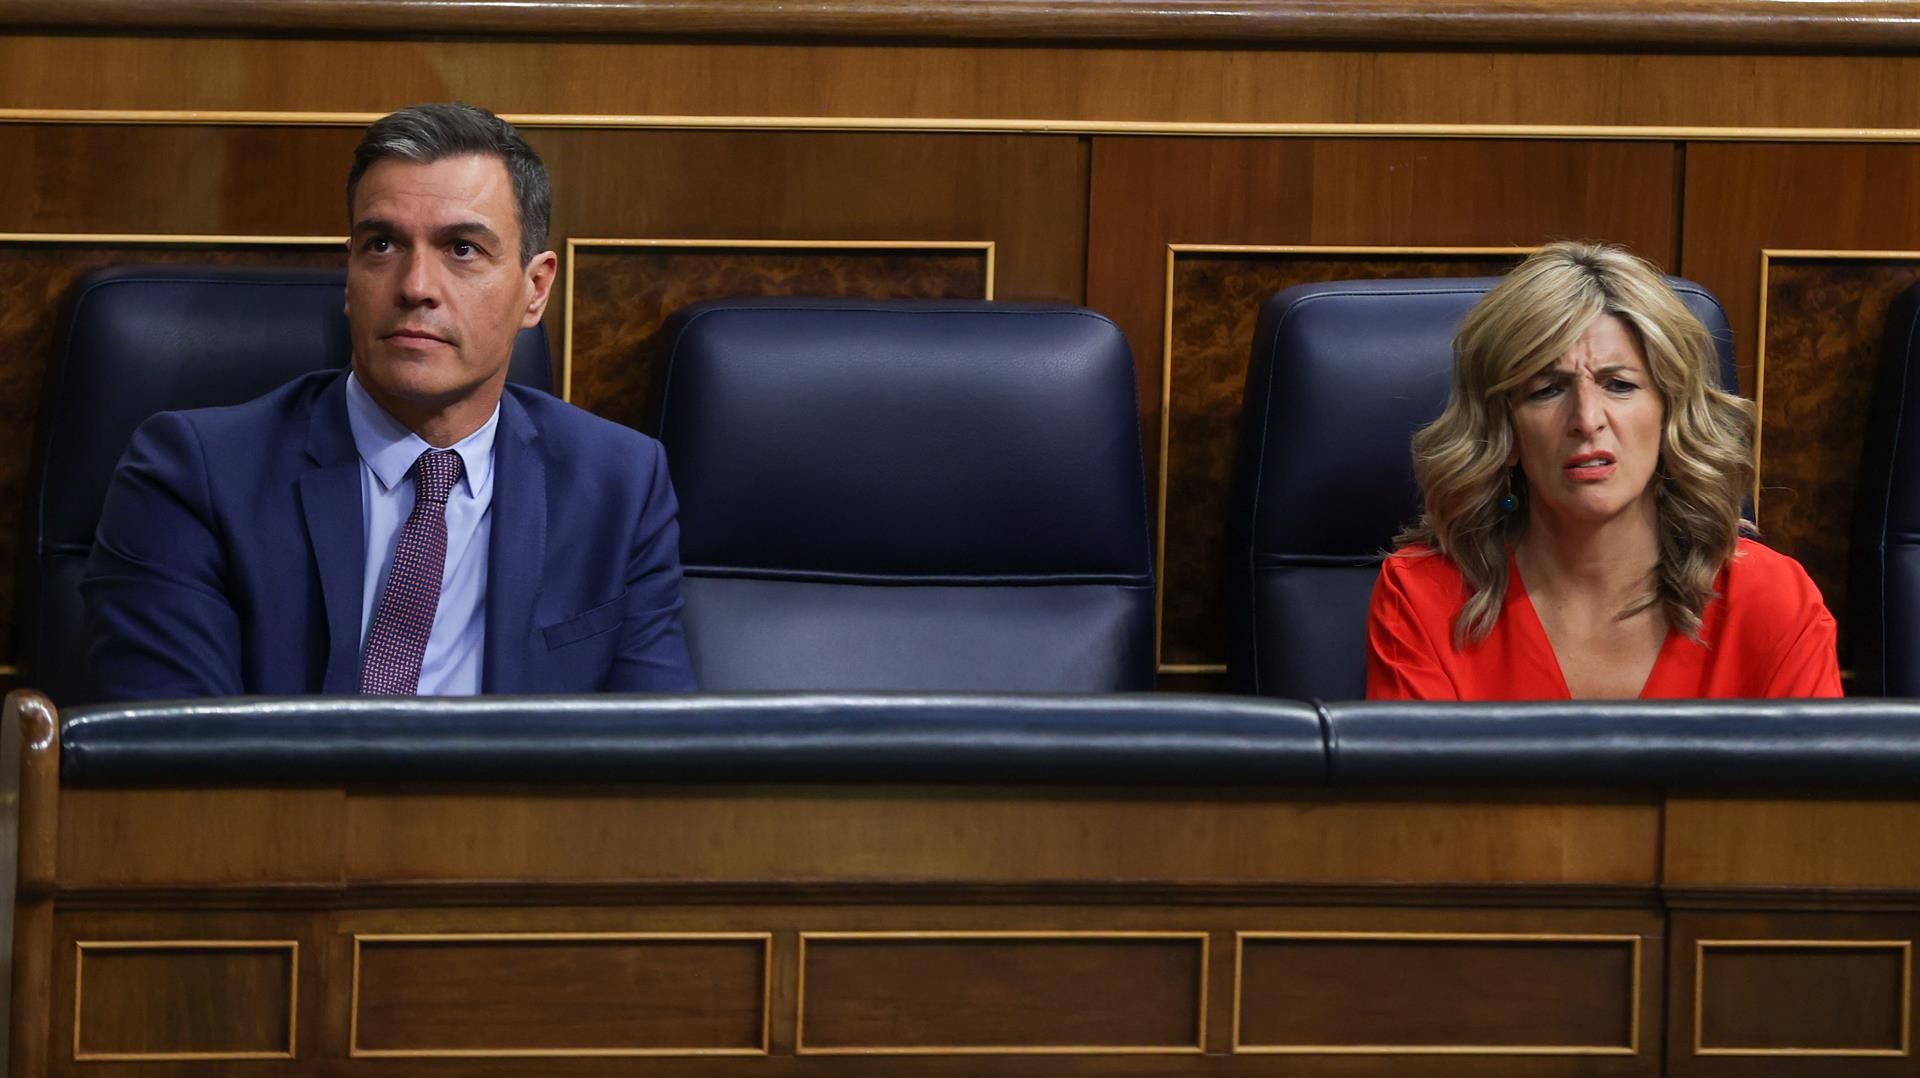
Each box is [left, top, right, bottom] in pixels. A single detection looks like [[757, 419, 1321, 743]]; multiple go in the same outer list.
[[451, 241, 478, 258], [363, 237, 394, 254]]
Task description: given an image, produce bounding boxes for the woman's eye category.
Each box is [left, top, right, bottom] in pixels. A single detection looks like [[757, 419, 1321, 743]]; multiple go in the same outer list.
[[1607, 378, 1639, 393], [1528, 383, 1562, 400]]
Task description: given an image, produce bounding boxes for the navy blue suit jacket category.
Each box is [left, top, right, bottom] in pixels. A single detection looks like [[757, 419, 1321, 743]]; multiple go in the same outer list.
[[82, 370, 697, 699]]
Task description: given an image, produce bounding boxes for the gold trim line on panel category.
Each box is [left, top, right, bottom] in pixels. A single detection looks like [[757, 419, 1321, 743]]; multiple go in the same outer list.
[[73, 939, 300, 1063], [348, 931, 773, 1059], [1692, 938, 1913, 1058], [1154, 244, 1531, 675], [1231, 930, 1640, 1056], [796, 930, 1209, 1057], [560, 237, 996, 404], [15, 109, 1920, 143], [0, 232, 343, 246], [1752, 248, 1920, 529]]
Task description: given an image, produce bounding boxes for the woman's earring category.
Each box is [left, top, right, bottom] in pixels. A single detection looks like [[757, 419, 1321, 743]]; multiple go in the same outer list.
[[1498, 470, 1519, 514]]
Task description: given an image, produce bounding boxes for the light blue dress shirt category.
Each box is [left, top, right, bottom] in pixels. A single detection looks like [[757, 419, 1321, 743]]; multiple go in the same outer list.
[[344, 372, 498, 695]]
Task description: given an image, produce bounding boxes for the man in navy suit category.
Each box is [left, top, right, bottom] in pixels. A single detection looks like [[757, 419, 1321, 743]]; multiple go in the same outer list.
[[82, 103, 697, 698]]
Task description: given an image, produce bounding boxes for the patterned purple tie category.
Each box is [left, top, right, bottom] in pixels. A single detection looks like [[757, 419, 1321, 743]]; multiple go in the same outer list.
[[359, 448, 464, 695]]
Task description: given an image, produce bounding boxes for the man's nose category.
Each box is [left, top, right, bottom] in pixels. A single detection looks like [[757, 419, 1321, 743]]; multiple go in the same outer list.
[[398, 249, 440, 305]]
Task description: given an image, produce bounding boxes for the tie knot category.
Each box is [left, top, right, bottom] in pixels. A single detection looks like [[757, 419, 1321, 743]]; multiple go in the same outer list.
[[412, 449, 464, 507]]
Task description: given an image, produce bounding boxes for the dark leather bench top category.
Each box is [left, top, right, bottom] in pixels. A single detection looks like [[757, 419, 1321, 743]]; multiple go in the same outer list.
[[57, 695, 1920, 790], [58, 693, 1326, 787], [1326, 700, 1920, 788]]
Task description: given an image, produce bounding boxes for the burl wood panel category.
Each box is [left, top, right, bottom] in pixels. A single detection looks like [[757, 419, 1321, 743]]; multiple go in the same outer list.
[[73, 944, 294, 1059], [1757, 258, 1920, 668], [0, 241, 342, 669], [1162, 251, 1521, 667], [1697, 944, 1907, 1053], [1236, 935, 1637, 1052], [352, 935, 768, 1055], [798, 935, 1203, 1052], [566, 245, 987, 434]]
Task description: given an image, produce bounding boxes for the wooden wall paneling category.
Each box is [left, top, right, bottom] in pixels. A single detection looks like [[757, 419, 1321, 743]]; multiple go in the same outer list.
[[70, 941, 297, 1061], [1234, 931, 1641, 1058], [795, 932, 1206, 1055], [564, 240, 991, 434], [540, 128, 1082, 429], [1668, 911, 1918, 1078], [16, 0, 1920, 51], [1087, 138, 1678, 673], [350, 933, 770, 1058], [1666, 798, 1920, 892], [0, 236, 342, 678], [1680, 143, 1920, 675], [9, 39, 1920, 133]]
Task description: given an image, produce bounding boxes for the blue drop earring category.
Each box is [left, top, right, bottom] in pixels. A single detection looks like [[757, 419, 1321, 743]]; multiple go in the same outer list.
[[1498, 469, 1519, 514]]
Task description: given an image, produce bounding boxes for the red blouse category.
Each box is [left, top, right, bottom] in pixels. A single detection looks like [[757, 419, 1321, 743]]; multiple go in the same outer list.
[[1366, 538, 1843, 700]]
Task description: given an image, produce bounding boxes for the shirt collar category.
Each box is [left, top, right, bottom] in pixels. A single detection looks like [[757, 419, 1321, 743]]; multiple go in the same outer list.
[[344, 371, 499, 499]]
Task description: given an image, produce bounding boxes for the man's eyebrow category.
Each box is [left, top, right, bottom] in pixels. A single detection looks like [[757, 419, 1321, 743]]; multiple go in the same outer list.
[[350, 216, 396, 235], [434, 221, 504, 246]]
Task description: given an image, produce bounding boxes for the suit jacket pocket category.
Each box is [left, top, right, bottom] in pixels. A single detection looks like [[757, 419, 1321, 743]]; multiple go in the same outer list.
[[541, 595, 625, 650]]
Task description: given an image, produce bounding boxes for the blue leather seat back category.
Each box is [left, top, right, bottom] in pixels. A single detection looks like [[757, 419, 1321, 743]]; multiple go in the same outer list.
[[658, 299, 1155, 691], [1853, 282, 1920, 695], [27, 265, 552, 704], [1227, 275, 1736, 699]]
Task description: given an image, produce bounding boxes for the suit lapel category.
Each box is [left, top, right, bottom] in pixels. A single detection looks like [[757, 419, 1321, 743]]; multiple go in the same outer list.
[[296, 374, 366, 693], [484, 390, 546, 692]]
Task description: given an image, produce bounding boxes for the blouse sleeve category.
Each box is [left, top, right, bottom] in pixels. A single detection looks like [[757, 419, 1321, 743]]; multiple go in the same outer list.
[[1365, 557, 1459, 701], [1760, 608, 1844, 698]]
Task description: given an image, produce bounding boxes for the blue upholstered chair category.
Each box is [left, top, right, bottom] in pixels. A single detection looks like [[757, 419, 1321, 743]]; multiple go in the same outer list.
[[1225, 275, 1737, 699], [657, 299, 1155, 691], [1852, 282, 1920, 695], [25, 265, 551, 704]]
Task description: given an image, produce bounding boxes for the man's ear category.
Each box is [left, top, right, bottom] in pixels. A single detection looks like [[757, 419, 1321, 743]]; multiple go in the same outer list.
[[521, 250, 559, 329]]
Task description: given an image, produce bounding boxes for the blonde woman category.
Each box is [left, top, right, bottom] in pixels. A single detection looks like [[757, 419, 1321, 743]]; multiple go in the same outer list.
[[1367, 242, 1841, 699]]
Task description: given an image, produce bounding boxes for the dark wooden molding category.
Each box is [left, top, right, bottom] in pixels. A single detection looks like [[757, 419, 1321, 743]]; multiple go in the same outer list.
[[7, 0, 1920, 52], [52, 880, 1662, 910]]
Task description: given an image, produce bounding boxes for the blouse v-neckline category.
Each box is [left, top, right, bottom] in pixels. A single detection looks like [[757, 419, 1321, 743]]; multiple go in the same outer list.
[[1505, 553, 1684, 700]]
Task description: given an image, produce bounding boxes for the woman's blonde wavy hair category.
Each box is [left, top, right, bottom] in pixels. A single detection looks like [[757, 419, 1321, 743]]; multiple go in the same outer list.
[[1396, 241, 1755, 647]]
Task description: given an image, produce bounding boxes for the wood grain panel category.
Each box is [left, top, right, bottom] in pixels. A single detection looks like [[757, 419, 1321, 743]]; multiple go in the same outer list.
[[1696, 942, 1908, 1055], [9, 41, 1920, 133], [58, 788, 345, 887], [798, 933, 1203, 1053], [73, 941, 295, 1060], [14, 0, 1920, 50], [1235, 932, 1638, 1053], [1755, 255, 1920, 667], [1666, 799, 1920, 890], [352, 934, 768, 1056], [1669, 913, 1918, 1078], [342, 789, 1659, 886], [566, 243, 988, 434], [1161, 249, 1522, 668], [0, 239, 342, 670]]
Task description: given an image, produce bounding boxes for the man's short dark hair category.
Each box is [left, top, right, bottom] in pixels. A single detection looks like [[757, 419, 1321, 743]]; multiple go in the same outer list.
[[346, 103, 551, 265]]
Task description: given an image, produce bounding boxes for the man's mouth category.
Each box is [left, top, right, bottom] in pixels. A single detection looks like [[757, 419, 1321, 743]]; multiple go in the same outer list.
[[385, 328, 451, 345]]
